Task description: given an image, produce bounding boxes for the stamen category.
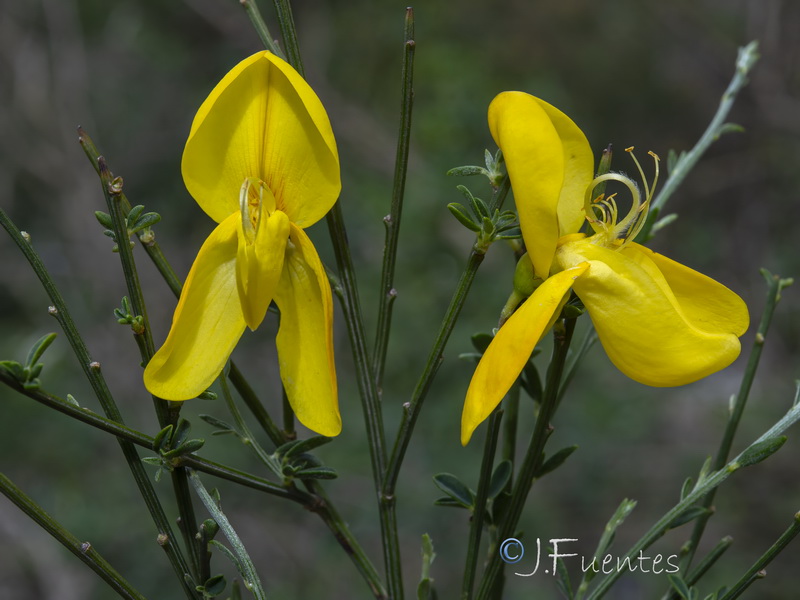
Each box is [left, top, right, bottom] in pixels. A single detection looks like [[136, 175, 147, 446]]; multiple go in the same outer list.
[[239, 177, 266, 244]]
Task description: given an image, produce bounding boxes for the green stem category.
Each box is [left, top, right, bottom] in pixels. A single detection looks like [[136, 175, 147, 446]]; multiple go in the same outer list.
[[501, 383, 519, 470], [282, 387, 296, 439], [0, 473, 147, 600], [462, 409, 503, 600], [238, 0, 284, 57], [372, 8, 415, 390], [717, 513, 800, 600], [475, 317, 577, 600], [78, 127, 183, 297], [680, 271, 787, 571], [305, 481, 389, 599], [0, 207, 199, 600], [228, 362, 285, 448], [557, 325, 597, 405], [383, 177, 510, 496], [188, 471, 268, 600], [271, 0, 303, 74], [638, 41, 759, 240], [98, 156, 201, 579], [0, 370, 306, 501], [684, 536, 733, 588], [585, 401, 800, 600]]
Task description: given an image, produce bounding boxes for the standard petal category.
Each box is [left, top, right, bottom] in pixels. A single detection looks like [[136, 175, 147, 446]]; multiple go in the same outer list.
[[461, 265, 587, 445], [556, 238, 743, 387], [273, 224, 340, 436], [144, 214, 246, 400], [531, 97, 595, 238], [488, 92, 593, 279], [625, 243, 749, 336], [182, 51, 340, 227]]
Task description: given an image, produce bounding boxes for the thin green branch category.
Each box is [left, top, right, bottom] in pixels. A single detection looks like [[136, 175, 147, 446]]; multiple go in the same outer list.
[[373, 8, 416, 390], [0, 370, 306, 502], [0, 474, 147, 600], [238, 0, 284, 57], [638, 41, 759, 240], [475, 317, 577, 599], [188, 471, 268, 600], [78, 128, 183, 297], [0, 207, 198, 600], [585, 400, 800, 600], [717, 513, 800, 600], [271, 0, 303, 74], [228, 361, 285, 448], [462, 409, 503, 600], [383, 177, 510, 495], [680, 271, 791, 570], [98, 154, 201, 579]]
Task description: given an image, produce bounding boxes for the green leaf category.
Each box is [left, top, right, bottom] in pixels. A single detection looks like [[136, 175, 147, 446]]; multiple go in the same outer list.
[[554, 553, 574, 600], [127, 205, 145, 224], [276, 435, 332, 459], [668, 573, 691, 599], [470, 333, 493, 354], [418, 533, 436, 599], [433, 497, 467, 509], [294, 466, 338, 480], [203, 574, 226, 597], [717, 122, 745, 137], [447, 203, 480, 231], [447, 165, 488, 177], [163, 438, 205, 459], [201, 519, 220, 541], [680, 477, 693, 501], [0, 360, 25, 382], [25, 333, 57, 369], [536, 445, 578, 478], [94, 210, 113, 228], [737, 436, 787, 467], [521, 360, 542, 403], [200, 414, 237, 434], [171, 419, 192, 448], [433, 473, 474, 508], [131, 212, 161, 233], [488, 460, 512, 499], [153, 424, 174, 452], [667, 506, 711, 530]]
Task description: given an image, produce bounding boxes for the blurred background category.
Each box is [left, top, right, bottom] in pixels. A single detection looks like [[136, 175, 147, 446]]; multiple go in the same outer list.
[[1, 0, 799, 598]]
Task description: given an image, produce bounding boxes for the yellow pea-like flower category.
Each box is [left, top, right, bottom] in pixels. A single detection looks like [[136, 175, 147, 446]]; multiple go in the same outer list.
[[462, 91, 749, 445], [144, 51, 341, 437]]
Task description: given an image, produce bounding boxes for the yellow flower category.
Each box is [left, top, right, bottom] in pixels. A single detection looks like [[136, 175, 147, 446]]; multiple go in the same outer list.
[[144, 51, 341, 436], [461, 92, 749, 445]]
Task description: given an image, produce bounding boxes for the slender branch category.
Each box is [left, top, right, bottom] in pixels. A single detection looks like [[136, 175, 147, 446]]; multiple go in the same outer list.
[[188, 471, 268, 600], [383, 178, 510, 496], [228, 361, 285, 448], [475, 317, 577, 599], [271, 0, 303, 74], [680, 271, 789, 570], [717, 513, 800, 600], [0, 370, 306, 502], [0, 474, 148, 600], [373, 8, 415, 390], [462, 409, 503, 600], [0, 207, 198, 599], [78, 127, 183, 297], [501, 383, 519, 470], [98, 154, 201, 579], [238, 0, 284, 57], [585, 400, 800, 600], [638, 41, 759, 240]]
